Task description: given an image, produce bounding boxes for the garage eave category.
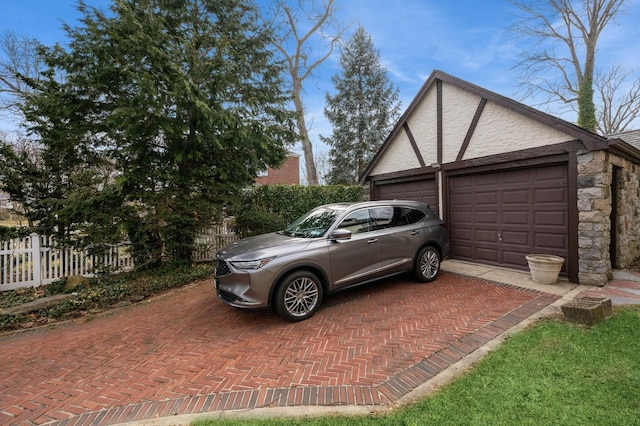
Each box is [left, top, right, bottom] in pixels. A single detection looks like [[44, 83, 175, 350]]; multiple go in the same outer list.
[[607, 138, 640, 163]]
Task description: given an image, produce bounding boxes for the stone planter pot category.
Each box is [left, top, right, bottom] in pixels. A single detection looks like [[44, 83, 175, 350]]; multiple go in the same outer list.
[[525, 254, 565, 284]]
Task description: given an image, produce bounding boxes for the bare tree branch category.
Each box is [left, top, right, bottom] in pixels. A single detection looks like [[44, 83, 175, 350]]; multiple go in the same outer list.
[[268, 0, 349, 185], [509, 0, 630, 132], [595, 66, 640, 134], [0, 30, 44, 117]]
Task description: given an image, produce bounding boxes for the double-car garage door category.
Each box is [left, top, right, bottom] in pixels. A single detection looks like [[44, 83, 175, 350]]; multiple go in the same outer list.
[[376, 165, 569, 272]]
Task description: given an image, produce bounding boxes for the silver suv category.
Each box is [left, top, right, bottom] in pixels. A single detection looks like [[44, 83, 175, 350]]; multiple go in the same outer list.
[[214, 200, 449, 321]]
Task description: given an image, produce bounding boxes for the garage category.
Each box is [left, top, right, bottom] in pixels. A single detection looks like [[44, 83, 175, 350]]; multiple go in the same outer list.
[[374, 176, 438, 213], [448, 164, 568, 272], [362, 70, 640, 285]]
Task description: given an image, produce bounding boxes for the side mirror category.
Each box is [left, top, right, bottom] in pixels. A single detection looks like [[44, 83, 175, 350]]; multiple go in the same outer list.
[[330, 228, 352, 241]]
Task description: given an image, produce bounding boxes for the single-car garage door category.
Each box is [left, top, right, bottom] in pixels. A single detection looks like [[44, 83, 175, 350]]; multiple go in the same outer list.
[[375, 177, 438, 214], [449, 165, 568, 272]]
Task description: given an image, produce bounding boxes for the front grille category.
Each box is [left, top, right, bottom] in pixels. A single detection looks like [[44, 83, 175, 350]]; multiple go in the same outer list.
[[215, 259, 232, 277]]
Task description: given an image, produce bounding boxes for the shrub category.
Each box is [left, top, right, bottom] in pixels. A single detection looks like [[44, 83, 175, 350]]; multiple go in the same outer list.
[[233, 184, 364, 237], [234, 210, 287, 239]]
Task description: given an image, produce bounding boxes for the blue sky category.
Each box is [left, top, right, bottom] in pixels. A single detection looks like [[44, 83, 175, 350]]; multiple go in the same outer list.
[[2, 0, 639, 155]]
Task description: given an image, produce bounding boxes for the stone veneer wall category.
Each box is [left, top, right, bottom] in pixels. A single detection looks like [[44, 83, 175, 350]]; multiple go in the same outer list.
[[577, 150, 640, 286], [610, 153, 640, 267]]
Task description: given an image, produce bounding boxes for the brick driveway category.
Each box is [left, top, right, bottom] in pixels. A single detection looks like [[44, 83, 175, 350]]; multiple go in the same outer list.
[[0, 272, 558, 425]]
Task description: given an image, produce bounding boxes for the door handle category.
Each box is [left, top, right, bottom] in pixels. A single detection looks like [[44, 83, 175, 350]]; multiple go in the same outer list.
[[367, 238, 379, 244], [410, 230, 420, 235]]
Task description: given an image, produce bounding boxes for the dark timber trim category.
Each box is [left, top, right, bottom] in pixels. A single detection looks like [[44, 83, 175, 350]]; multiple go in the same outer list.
[[437, 79, 443, 165], [403, 123, 426, 167], [444, 140, 583, 174], [567, 153, 579, 282], [456, 98, 487, 161], [368, 167, 438, 184]]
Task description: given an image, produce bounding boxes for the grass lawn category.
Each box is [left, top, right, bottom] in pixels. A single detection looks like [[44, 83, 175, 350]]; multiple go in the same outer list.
[[193, 306, 640, 426]]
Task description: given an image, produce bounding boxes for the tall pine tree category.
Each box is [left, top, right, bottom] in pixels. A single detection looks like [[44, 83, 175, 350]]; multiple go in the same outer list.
[[322, 26, 401, 184], [17, 0, 297, 266]]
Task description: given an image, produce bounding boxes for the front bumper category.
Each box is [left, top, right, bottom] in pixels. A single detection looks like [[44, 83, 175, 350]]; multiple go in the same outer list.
[[214, 261, 273, 309]]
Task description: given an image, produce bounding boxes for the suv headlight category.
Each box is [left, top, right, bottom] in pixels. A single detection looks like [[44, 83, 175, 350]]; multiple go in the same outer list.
[[230, 258, 274, 270]]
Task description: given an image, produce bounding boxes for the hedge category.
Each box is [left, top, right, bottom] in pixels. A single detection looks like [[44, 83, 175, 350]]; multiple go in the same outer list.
[[233, 184, 365, 237]]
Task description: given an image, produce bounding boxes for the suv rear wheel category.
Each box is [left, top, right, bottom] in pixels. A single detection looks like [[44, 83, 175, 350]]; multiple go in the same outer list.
[[415, 246, 440, 282]]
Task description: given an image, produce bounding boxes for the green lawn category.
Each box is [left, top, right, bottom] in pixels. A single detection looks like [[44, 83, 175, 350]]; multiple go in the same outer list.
[[193, 307, 640, 426]]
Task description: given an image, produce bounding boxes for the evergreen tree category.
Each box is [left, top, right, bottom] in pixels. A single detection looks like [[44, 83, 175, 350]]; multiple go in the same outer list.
[[15, 0, 297, 266], [322, 26, 401, 184]]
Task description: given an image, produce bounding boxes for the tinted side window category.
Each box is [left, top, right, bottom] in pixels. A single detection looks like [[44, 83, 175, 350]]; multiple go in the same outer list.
[[370, 206, 426, 230], [399, 207, 427, 225], [338, 209, 371, 234], [370, 206, 394, 229]]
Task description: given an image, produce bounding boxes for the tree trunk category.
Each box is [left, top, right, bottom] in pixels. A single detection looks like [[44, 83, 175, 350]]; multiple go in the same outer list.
[[271, 0, 344, 186], [577, 76, 597, 131], [292, 80, 318, 185]]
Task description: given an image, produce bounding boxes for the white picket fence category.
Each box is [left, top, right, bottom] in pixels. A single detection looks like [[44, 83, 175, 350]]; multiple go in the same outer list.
[[193, 219, 237, 262], [1, 221, 238, 291], [0, 233, 133, 291]]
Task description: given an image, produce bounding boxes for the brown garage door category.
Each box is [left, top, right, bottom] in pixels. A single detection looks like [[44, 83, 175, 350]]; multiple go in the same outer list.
[[375, 178, 438, 213], [449, 165, 568, 271]]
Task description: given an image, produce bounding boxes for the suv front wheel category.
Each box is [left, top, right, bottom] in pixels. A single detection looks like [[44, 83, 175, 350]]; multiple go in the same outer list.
[[274, 271, 324, 321]]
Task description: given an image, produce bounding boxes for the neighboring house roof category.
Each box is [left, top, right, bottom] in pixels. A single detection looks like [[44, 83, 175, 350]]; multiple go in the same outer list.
[[607, 130, 640, 161], [608, 129, 640, 149]]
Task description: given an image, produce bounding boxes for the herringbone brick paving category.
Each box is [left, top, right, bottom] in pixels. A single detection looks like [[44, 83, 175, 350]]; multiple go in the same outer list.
[[0, 272, 558, 425]]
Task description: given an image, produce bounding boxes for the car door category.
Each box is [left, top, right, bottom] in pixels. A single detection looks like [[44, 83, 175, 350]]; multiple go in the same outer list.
[[327, 208, 382, 290], [371, 206, 429, 275]]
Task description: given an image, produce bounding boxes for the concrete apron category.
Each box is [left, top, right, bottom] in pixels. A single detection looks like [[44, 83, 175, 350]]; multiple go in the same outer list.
[[441, 259, 580, 297]]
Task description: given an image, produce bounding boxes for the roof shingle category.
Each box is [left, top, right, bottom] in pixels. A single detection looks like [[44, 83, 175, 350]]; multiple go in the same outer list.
[[608, 130, 640, 150]]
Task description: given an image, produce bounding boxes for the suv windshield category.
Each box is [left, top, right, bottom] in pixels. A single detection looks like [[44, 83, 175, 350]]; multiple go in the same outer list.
[[281, 205, 347, 238]]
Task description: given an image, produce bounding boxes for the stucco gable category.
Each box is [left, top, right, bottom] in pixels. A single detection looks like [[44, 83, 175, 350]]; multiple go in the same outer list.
[[461, 99, 574, 160], [369, 125, 423, 175], [362, 70, 609, 182], [441, 83, 480, 163]]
